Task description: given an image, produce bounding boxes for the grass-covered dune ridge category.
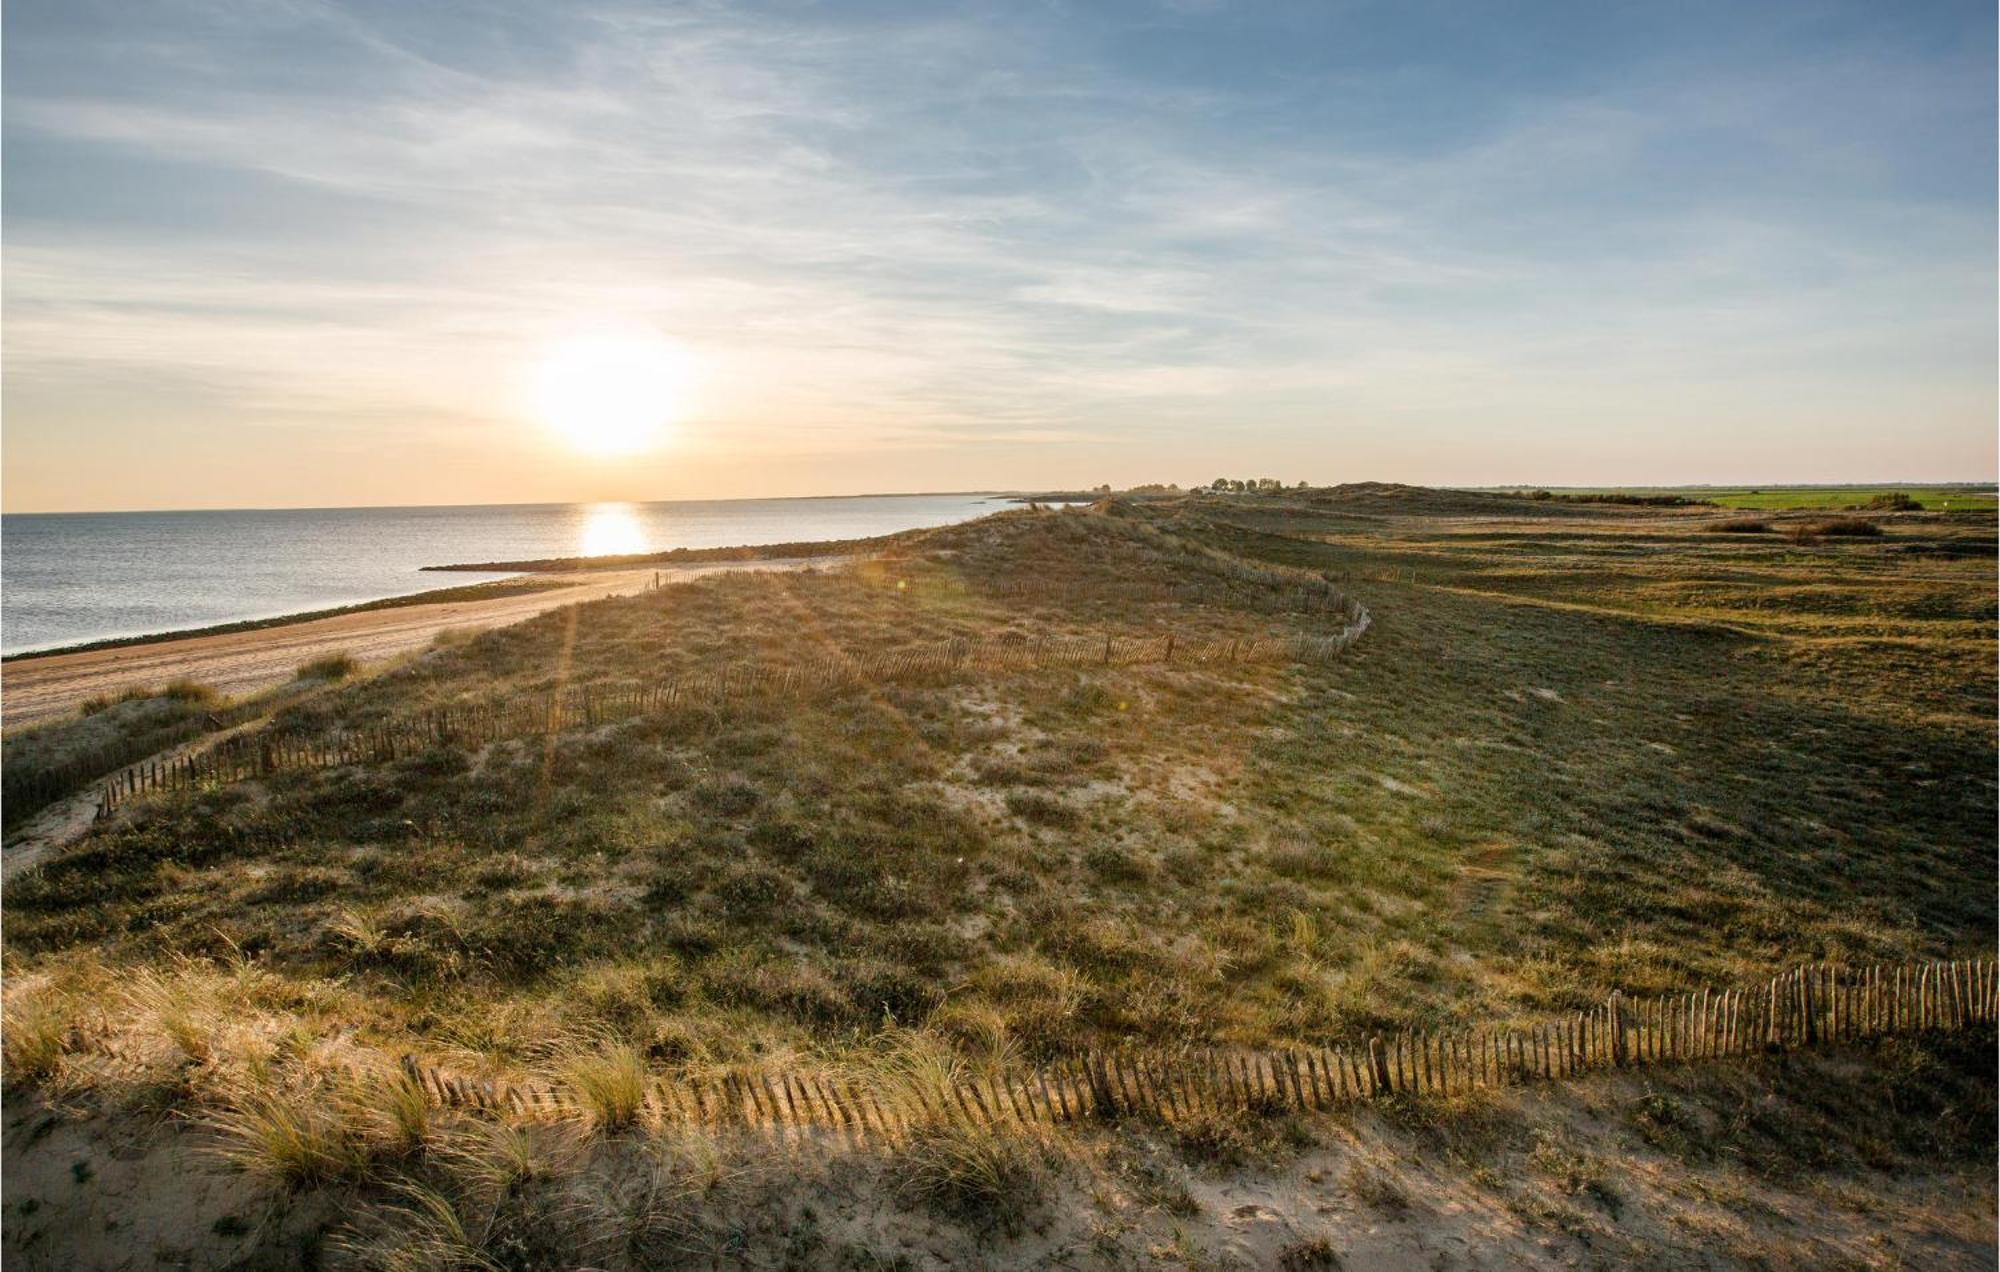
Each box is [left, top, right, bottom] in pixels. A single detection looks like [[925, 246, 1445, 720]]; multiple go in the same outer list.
[[5, 491, 1994, 1266], [12, 496, 1992, 1058]]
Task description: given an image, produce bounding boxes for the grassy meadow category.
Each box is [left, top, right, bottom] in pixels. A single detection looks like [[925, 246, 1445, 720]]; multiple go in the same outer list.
[[1482, 483, 1999, 511], [5, 486, 1995, 1267]]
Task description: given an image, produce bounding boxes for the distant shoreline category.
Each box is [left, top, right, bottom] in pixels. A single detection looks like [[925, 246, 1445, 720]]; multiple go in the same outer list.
[[0, 558, 828, 728], [0, 577, 569, 663], [4, 528, 912, 661], [2, 492, 1013, 662]]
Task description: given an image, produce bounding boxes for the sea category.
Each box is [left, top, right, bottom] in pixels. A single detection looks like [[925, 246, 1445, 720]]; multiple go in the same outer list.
[[1, 493, 1009, 655]]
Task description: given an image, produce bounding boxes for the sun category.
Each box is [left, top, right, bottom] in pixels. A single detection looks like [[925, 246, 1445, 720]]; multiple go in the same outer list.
[[532, 329, 692, 456]]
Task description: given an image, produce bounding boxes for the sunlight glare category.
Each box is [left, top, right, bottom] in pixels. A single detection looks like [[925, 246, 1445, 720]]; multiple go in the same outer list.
[[533, 329, 692, 456], [578, 502, 648, 557]]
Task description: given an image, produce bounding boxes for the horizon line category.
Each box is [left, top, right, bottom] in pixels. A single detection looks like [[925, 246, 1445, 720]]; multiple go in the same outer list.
[[4, 478, 1997, 518]]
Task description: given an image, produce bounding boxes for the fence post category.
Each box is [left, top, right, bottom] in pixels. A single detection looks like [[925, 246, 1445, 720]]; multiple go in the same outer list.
[[1608, 992, 1626, 1066], [1369, 1037, 1392, 1093]]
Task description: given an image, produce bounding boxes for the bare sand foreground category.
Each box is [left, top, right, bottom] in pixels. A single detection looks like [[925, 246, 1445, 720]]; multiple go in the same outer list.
[[0, 559, 828, 729]]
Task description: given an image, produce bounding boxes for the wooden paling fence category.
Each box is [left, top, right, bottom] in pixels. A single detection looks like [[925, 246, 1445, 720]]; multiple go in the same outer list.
[[399, 958, 1994, 1142], [982, 574, 1364, 616], [97, 601, 1369, 819], [6, 696, 279, 831]]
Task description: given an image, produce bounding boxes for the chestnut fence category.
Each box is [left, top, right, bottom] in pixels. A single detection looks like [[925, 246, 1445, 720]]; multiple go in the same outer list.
[[400, 958, 1993, 1141]]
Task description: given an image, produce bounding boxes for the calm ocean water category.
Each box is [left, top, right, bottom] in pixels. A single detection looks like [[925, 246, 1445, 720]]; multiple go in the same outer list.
[[1, 494, 1005, 654]]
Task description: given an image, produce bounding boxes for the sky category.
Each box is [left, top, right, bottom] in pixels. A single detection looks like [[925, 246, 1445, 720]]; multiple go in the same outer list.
[[3, 0, 1994, 512]]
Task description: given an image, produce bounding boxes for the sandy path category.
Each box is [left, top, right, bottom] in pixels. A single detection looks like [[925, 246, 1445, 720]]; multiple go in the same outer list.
[[1, 559, 829, 729]]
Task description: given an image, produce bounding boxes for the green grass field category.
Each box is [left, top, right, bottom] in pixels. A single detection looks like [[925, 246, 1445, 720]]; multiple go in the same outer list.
[[1480, 484, 1997, 511], [5, 485, 1994, 1267]]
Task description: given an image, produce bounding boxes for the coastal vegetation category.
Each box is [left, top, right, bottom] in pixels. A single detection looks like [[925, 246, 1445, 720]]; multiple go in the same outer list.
[[1484, 484, 1998, 512], [4, 487, 1994, 1266], [4, 682, 234, 832]]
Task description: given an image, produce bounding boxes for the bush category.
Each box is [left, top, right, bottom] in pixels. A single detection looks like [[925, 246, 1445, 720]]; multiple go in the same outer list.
[[847, 963, 943, 1024], [1704, 517, 1771, 534], [1083, 842, 1153, 884], [295, 652, 359, 681], [1171, 1107, 1258, 1167], [713, 862, 793, 919], [1861, 492, 1923, 511], [1521, 490, 1709, 507], [1788, 517, 1882, 541], [1006, 790, 1079, 829], [157, 679, 219, 703], [1277, 1237, 1342, 1271], [693, 778, 761, 817]]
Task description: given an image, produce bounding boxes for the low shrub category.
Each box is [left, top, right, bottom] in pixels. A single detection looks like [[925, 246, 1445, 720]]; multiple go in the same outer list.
[[1006, 790, 1079, 828], [158, 679, 219, 703], [1521, 490, 1710, 507], [1170, 1107, 1258, 1167], [1277, 1236, 1342, 1271], [1703, 517, 1771, 533], [713, 862, 793, 919], [1083, 842, 1153, 884], [692, 778, 761, 817], [1861, 492, 1923, 511], [295, 652, 359, 681], [1788, 517, 1882, 541]]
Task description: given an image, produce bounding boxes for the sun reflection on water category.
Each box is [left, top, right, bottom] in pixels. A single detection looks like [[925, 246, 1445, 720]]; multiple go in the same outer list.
[[578, 503, 648, 557]]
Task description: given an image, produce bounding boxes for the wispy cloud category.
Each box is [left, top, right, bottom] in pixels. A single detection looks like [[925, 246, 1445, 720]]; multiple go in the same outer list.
[[3, 0, 1992, 509]]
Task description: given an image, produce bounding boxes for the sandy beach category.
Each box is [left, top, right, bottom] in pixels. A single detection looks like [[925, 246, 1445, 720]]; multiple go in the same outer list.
[[1, 558, 827, 729]]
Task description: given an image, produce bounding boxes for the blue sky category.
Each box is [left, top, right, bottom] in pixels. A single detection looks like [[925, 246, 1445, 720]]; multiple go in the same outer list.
[[4, 0, 1993, 510]]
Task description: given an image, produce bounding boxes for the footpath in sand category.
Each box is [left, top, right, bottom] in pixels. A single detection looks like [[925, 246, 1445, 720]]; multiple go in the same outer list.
[[1, 559, 827, 729]]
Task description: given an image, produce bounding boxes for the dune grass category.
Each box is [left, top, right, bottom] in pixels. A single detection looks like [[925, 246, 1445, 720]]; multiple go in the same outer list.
[[296, 651, 360, 681], [2, 683, 222, 828], [9, 499, 1992, 1063], [3, 490, 1993, 1263]]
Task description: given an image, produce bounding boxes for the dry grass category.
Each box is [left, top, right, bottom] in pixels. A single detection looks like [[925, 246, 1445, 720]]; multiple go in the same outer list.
[[1, 984, 78, 1086], [202, 1081, 370, 1186], [12, 498, 1991, 1067], [4, 490, 1992, 1265], [561, 1043, 651, 1132], [329, 1178, 503, 1271], [296, 651, 361, 681], [890, 1118, 1054, 1234], [346, 1068, 439, 1159], [1787, 515, 1883, 540]]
